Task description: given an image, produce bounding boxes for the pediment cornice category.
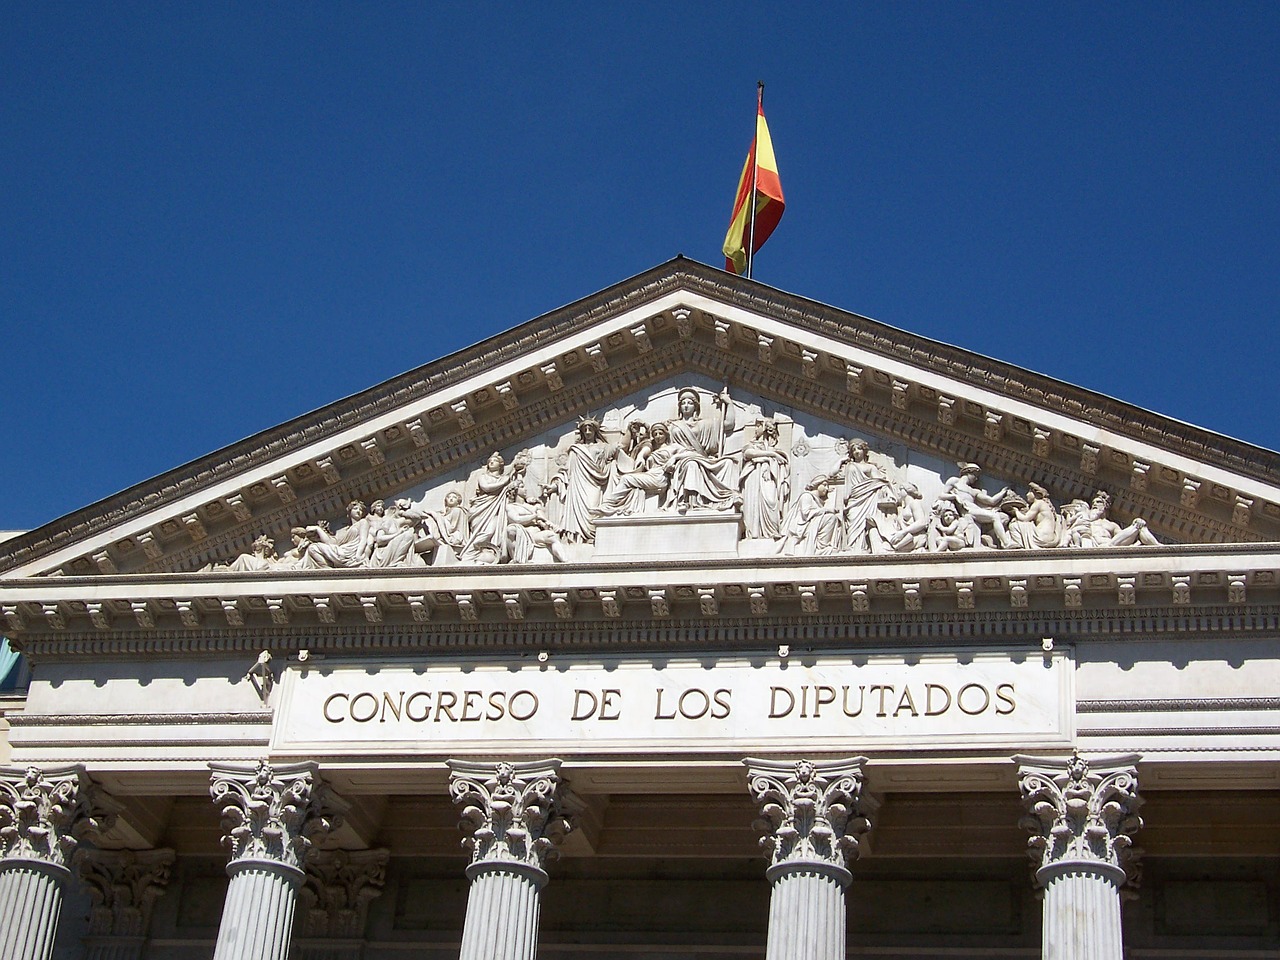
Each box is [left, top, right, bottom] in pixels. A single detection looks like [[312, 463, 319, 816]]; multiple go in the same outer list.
[[4, 258, 1280, 578]]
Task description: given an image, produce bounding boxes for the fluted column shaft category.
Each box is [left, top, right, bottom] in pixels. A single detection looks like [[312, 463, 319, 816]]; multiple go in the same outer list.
[[84, 936, 147, 960], [208, 760, 346, 960], [763, 862, 850, 960], [212, 859, 304, 960], [1039, 861, 1124, 960], [448, 759, 570, 960], [0, 859, 69, 960], [457, 862, 546, 960], [745, 758, 871, 960]]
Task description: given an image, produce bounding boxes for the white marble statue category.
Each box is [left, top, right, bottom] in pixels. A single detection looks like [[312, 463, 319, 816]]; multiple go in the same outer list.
[[300, 501, 375, 568], [593, 421, 674, 518], [740, 419, 790, 539], [940, 463, 1014, 549], [664, 387, 741, 513], [1068, 490, 1160, 547], [838, 438, 897, 553], [781, 475, 842, 556], [1007, 483, 1064, 550], [460, 452, 530, 564], [927, 498, 979, 552], [553, 418, 617, 543]]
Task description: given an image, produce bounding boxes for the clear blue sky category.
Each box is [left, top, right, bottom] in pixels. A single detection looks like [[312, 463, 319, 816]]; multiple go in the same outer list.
[[4, 3, 1277, 533]]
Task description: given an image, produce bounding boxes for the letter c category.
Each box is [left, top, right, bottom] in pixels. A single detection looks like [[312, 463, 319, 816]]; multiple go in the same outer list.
[[323, 693, 348, 723]]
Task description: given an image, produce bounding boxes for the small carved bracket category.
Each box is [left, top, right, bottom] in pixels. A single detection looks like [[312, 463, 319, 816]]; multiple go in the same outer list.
[[551, 591, 574, 619], [845, 364, 864, 395], [456, 593, 478, 622], [1180, 478, 1201, 509], [495, 381, 519, 410], [749, 586, 768, 616], [226, 493, 253, 522], [902, 582, 922, 612], [312, 596, 336, 624], [585, 342, 608, 371], [757, 334, 774, 364], [672, 307, 694, 338], [891, 379, 911, 410], [42, 603, 66, 630], [630, 322, 652, 353], [800, 349, 818, 379], [175, 600, 201, 627], [271, 476, 296, 504], [359, 596, 382, 624], [361, 437, 384, 466], [1063, 577, 1082, 608], [1009, 579, 1028, 609], [540, 362, 564, 392], [86, 602, 111, 630], [983, 412, 1003, 442], [955, 580, 975, 610], [599, 589, 621, 618], [503, 592, 526, 621], [2, 605, 24, 632], [266, 598, 289, 625], [450, 400, 475, 429], [1233, 496, 1254, 527], [407, 594, 431, 622], [221, 599, 244, 627], [182, 513, 207, 542], [1171, 576, 1191, 605], [1032, 427, 1052, 458], [698, 587, 719, 617], [1227, 575, 1247, 604], [1117, 576, 1137, 606], [138, 531, 163, 561], [850, 582, 869, 613], [649, 588, 670, 618], [937, 396, 956, 426], [798, 585, 819, 614], [406, 418, 430, 448], [1130, 460, 1150, 491], [1080, 443, 1101, 475], [92, 550, 117, 575], [714, 319, 731, 349]]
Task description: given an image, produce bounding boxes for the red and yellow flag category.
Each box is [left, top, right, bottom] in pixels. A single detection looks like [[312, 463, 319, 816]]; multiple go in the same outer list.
[[723, 88, 785, 275]]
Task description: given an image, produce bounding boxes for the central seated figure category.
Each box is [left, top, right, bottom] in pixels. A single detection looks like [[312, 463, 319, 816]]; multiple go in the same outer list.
[[665, 386, 741, 513]]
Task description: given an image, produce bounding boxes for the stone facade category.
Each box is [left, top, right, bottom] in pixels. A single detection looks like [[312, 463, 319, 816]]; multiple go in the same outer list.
[[0, 260, 1277, 958]]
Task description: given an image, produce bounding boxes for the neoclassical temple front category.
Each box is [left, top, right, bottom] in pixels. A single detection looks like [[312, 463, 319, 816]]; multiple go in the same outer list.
[[1, 260, 1277, 959]]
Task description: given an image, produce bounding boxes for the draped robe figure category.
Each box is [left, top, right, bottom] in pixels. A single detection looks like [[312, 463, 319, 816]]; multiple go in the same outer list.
[[594, 423, 674, 517], [838, 439, 896, 553], [460, 453, 527, 564], [555, 419, 616, 542], [740, 420, 790, 539], [664, 388, 741, 512], [301, 501, 374, 568], [781, 476, 842, 556]]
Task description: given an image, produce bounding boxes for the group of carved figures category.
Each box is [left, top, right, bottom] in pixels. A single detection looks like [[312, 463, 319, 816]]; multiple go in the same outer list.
[[208, 387, 1158, 571]]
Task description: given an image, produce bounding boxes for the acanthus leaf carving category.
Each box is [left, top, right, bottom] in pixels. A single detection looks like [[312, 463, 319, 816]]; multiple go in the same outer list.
[[1015, 753, 1143, 888], [744, 757, 871, 876], [75, 847, 175, 938], [447, 759, 571, 875], [208, 760, 347, 872], [0, 765, 119, 869], [297, 848, 389, 939]]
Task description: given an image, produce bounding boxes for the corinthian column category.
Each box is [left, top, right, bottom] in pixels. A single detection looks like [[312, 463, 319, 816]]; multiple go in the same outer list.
[[0, 765, 118, 960], [447, 759, 571, 960], [1015, 753, 1143, 960], [744, 757, 872, 960], [76, 847, 175, 960], [294, 848, 390, 959], [209, 760, 347, 960]]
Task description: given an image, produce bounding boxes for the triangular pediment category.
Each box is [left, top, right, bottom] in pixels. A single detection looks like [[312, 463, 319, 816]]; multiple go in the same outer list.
[[4, 257, 1280, 588]]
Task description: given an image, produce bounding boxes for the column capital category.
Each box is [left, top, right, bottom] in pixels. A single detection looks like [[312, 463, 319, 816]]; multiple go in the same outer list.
[[0, 764, 119, 872], [209, 760, 347, 875], [447, 759, 571, 879], [297, 848, 389, 939], [1015, 753, 1143, 887], [744, 757, 871, 881], [76, 847, 175, 938]]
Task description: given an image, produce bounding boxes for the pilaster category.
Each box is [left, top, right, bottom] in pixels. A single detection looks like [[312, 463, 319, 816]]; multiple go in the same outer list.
[[1015, 753, 1143, 960], [76, 847, 176, 960], [208, 760, 347, 960], [744, 757, 872, 960], [0, 765, 119, 960], [447, 759, 571, 960], [294, 848, 390, 960]]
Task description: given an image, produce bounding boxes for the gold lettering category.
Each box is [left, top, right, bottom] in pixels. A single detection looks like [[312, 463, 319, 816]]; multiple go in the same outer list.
[[893, 686, 919, 718], [812, 685, 836, 718], [380, 691, 404, 723], [995, 683, 1016, 715], [572, 689, 600, 720], [711, 688, 732, 719], [486, 691, 507, 721], [461, 690, 483, 722], [405, 690, 431, 722], [841, 685, 865, 717], [925, 684, 951, 716], [957, 683, 990, 715], [599, 689, 622, 721], [871, 684, 895, 717], [508, 690, 538, 721], [435, 690, 458, 721], [769, 686, 795, 718], [349, 692, 378, 723], [678, 688, 710, 720], [322, 693, 348, 723], [654, 688, 676, 720]]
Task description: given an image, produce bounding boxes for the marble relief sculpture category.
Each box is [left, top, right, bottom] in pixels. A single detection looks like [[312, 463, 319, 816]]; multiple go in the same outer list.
[[203, 387, 1166, 572]]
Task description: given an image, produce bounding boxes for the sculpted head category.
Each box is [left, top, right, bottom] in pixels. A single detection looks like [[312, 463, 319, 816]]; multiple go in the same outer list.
[[807, 474, 833, 498], [347, 500, 367, 521], [486, 452, 505, 473], [847, 438, 870, 461], [677, 388, 701, 418], [577, 416, 602, 442], [1092, 490, 1112, 513], [370, 499, 385, 516], [1027, 483, 1048, 502], [252, 534, 273, 555], [444, 490, 463, 509], [290, 526, 310, 545], [960, 463, 982, 480], [649, 422, 670, 446], [757, 419, 779, 441]]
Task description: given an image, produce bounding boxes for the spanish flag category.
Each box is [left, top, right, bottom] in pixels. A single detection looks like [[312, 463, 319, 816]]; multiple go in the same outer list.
[[723, 86, 785, 276]]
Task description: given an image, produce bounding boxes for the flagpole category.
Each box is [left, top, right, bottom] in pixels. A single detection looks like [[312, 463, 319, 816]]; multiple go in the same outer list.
[[746, 81, 763, 280]]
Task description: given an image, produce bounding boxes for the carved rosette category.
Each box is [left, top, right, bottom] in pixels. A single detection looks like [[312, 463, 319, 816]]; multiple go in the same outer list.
[[1015, 753, 1143, 888], [209, 760, 347, 875], [297, 848, 390, 939], [76, 848, 175, 937], [744, 757, 871, 882], [447, 759, 571, 879], [0, 765, 118, 871]]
